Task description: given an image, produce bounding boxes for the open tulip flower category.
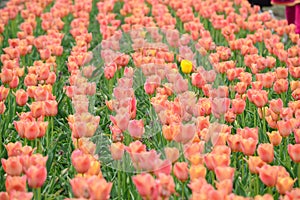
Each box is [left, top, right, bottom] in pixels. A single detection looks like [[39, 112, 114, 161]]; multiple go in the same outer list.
[[1, 0, 300, 199]]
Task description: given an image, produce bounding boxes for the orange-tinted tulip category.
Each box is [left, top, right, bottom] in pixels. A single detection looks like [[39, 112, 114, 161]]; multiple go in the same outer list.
[[267, 131, 282, 146], [215, 166, 235, 181], [247, 156, 266, 174], [189, 164, 206, 180], [276, 176, 296, 195], [87, 176, 113, 200]]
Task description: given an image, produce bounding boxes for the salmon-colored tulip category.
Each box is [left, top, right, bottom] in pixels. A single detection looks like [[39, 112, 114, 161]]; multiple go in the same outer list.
[[288, 144, 300, 163], [110, 142, 124, 160], [173, 162, 189, 181], [215, 179, 233, 195], [70, 177, 89, 198], [15, 89, 28, 106], [5, 142, 23, 157], [257, 143, 274, 163], [132, 173, 159, 200], [277, 120, 293, 137], [71, 149, 91, 174], [240, 138, 258, 156], [258, 164, 278, 187], [128, 119, 145, 139], [215, 166, 235, 181], [5, 175, 27, 193], [1, 156, 22, 176], [26, 165, 47, 188], [164, 147, 179, 163]]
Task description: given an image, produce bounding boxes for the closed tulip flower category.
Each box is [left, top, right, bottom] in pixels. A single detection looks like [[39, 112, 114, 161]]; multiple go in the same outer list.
[[173, 162, 189, 181], [181, 59, 193, 74], [257, 143, 274, 163], [26, 165, 47, 188], [15, 89, 28, 106], [258, 164, 278, 187], [288, 144, 300, 163]]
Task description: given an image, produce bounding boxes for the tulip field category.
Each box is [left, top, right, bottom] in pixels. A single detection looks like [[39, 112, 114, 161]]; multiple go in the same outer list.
[[1, 0, 300, 199]]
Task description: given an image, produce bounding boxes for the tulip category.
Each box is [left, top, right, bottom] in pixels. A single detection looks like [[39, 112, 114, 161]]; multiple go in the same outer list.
[[26, 165, 47, 188], [0, 192, 8, 200], [128, 119, 145, 139], [215, 166, 235, 181], [232, 98, 246, 114], [15, 89, 28, 106], [173, 162, 189, 181], [288, 144, 300, 163], [0, 101, 6, 114], [189, 164, 206, 180], [110, 142, 124, 161], [9, 191, 34, 200], [258, 164, 278, 187], [4, 142, 22, 157], [5, 175, 27, 193], [157, 173, 175, 199], [294, 129, 300, 144], [87, 176, 113, 200], [71, 149, 91, 174], [276, 176, 296, 195], [164, 147, 179, 163], [247, 156, 266, 174], [1, 156, 22, 176], [257, 143, 274, 163], [181, 59, 193, 74], [24, 121, 40, 140], [277, 120, 293, 137], [240, 138, 258, 156], [215, 179, 233, 195], [267, 131, 282, 146], [70, 177, 89, 198], [132, 173, 159, 200]]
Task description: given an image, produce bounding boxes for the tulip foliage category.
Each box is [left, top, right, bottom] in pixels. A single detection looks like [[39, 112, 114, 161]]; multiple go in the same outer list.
[[0, 0, 300, 199]]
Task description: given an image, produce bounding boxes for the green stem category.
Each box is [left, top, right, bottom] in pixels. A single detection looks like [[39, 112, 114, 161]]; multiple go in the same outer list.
[[241, 111, 245, 127], [256, 174, 259, 195], [267, 187, 273, 195], [298, 162, 300, 187], [118, 161, 122, 198], [181, 181, 185, 199], [262, 108, 266, 143], [35, 187, 41, 200]]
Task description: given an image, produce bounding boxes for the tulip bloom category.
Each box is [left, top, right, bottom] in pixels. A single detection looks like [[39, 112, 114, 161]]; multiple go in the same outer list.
[[132, 173, 159, 200], [26, 165, 47, 188], [181, 59, 193, 74], [258, 164, 278, 187], [257, 143, 274, 163], [288, 144, 300, 163], [173, 162, 189, 181]]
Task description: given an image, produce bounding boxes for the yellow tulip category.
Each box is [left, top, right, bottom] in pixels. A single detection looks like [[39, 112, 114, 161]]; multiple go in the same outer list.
[[180, 59, 193, 74]]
